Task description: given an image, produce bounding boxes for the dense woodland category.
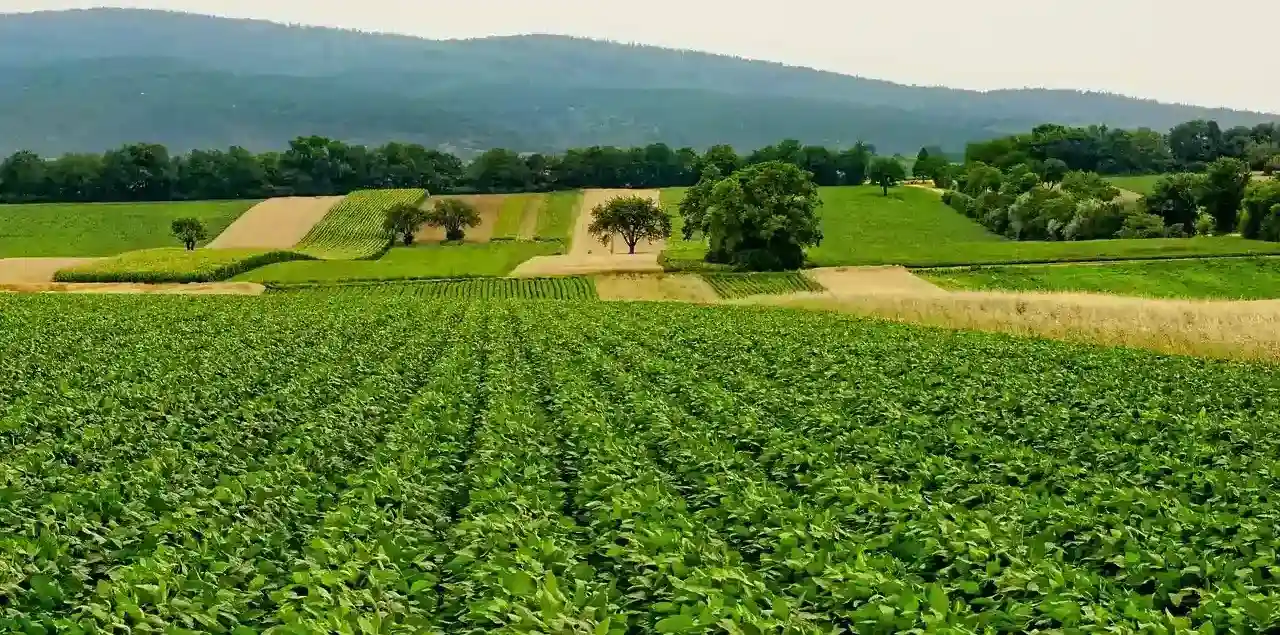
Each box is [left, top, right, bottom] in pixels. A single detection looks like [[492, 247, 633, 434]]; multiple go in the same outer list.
[[1, 9, 1277, 156], [3, 117, 1278, 204]]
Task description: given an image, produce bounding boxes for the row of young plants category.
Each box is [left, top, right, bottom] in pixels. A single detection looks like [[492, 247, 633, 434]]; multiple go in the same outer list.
[[295, 188, 427, 259], [272, 277, 597, 300], [2, 294, 1279, 631], [702, 272, 825, 299]]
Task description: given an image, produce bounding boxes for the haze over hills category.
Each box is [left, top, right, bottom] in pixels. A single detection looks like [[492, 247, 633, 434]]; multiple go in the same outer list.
[[1, 8, 1277, 156]]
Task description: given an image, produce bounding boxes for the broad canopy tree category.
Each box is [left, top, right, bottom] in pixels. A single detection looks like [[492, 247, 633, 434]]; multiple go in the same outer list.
[[171, 217, 207, 250], [1143, 174, 1203, 234], [867, 156, 907, 196], [587, 195, 672, 254], [1199, 157, 1251, 234], [425, 198, 481, 241], [704, 161, 822, 270], [383, 202, 431, 246]]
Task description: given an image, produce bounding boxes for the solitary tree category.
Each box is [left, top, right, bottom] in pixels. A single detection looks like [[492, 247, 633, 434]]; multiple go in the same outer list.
[[868, 157, 907, 196], [912, 147, 948, 183], [587, 195, 672, 254], [171, 217, 207, 250], [425, 198, 481, 241], [1199, 157, 1251, 234], [705, 161, 822, 270], [1040, 158, 1069, 189], [383, 202, 430, 246]]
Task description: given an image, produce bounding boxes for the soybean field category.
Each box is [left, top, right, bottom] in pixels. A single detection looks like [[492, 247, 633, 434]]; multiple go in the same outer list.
[[2, 294, 1280, 633], [295, 188, 426, 259], [275, 277, 596, 299], [704, 271, 825, 298]]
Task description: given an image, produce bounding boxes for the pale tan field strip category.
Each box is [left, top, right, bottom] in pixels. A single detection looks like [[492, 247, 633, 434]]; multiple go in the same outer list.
[[0, 282, 265, 295], [803, 266, 947, 296], [0, 258, 101, 284], [752, 289, 1280, 361], [594, 273, 719, 302], [416, 195, 502, 243], [206, 196, 343, 249], [517, 195, 544, 239]]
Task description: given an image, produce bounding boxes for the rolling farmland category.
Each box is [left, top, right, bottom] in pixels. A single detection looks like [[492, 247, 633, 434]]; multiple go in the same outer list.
[[295, 188, 425, 259], [3, 294, 1279, 631]]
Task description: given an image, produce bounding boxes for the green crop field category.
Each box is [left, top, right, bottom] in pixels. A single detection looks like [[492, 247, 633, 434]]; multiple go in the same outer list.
[[52, 247, 313, 283], [491, 193, 547, 240], [0, 200, 256, 258], [295, 188, 426, 259], [703, 272, 824, 298], [1106, 174, 1167, 196], [660, 185, 1280, 268], [276, 276, 596, 299], [236, 241, 562, 284], [2, 294, 1279, 632], [533, 190, 583, 241], [922, 256, 1280, 300]]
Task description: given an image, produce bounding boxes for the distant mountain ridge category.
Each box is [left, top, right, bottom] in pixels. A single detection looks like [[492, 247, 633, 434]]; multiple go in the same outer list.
[[0, 8, 1276, 156]]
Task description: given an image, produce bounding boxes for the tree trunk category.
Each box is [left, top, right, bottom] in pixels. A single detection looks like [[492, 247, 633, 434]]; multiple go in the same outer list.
[[628, 241, 637, 254], [186, 240, 196, 251]]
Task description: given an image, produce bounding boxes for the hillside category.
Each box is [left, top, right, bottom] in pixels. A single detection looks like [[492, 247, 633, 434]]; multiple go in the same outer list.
[[0, 8, 1277, 156]]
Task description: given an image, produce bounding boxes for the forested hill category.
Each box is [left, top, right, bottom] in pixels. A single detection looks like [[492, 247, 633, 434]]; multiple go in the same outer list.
[[1, 9, 1277, 156]]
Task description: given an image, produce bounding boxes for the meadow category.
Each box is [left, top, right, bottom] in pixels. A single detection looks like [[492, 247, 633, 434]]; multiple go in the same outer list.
[[922, 257, 1280, 300], [1105, 174, 1166, 196], [661, 185, 1280, 268], [0, 200, 255, 257], [2, 293, 1279, 632], [236, 242, 562, 284]]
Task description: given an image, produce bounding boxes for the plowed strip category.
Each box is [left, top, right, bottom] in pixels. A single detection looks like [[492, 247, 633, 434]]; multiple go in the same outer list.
[[207, 196, 342, 249], [0, 258, 101, 283]]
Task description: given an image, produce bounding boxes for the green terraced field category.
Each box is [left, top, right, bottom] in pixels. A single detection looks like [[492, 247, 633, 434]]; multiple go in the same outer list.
[[2, 294, 1279, 632], [274, 276, 596, 299], [295, 188, 426, 259], [703, 272, 824, 298]]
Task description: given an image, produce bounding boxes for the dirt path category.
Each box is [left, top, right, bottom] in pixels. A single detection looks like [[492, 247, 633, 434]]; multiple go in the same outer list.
[[207, 196, 342, 249], [0, 258, 101, 283], [416, 195, 502, 243], [0, 282, 265, 295], [571, 189, 665, 256], [516, 196, 544, 240]]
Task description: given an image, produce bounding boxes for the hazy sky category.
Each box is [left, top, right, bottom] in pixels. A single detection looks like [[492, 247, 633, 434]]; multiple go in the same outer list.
[[4, 0, 1277, 113]]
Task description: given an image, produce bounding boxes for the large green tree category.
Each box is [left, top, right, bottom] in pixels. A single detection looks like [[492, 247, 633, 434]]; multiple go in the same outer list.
[[867, 156, 907, 196], [425, 198, 481, 241], [383, 202, 430, 246], [704, 161, 822, 270], [1199, 157, 1251, 234], [1143, 174, 1203, 234], [171, 217, 207, 250], [1241, 181, 1280, 240]]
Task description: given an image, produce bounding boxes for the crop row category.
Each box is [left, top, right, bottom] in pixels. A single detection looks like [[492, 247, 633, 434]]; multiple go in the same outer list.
[[703, 272, 825, 299], [1, 294, 1278, 631], [53, 247, 312, 283], [274, 276, 596, 300], [295, 188, 427, 259]]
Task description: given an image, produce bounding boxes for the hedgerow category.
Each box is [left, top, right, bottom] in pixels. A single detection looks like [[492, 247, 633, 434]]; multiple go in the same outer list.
[[52, 247, 313, 283], [1, 295, 1278, 632]]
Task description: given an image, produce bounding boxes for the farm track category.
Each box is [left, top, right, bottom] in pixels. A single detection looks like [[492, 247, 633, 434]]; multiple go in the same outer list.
[[206, 196, 342, 249]]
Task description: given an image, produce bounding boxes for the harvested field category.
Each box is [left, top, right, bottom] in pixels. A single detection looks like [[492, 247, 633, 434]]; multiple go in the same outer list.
[[805, 266, 946, 296], [206, 196, 342, 249], [415, 195, 502, 243], [754, 289, 1280, 361], [0, 281, 264, 295], [509, 253, 663, 277], [572, 189, 664, 256], [0, 257, 100, 283], [594, 273, 719, 302]]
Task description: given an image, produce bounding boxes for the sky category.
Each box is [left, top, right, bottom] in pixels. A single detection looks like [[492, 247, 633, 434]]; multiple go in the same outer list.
[[3, 0, 1277, 113]]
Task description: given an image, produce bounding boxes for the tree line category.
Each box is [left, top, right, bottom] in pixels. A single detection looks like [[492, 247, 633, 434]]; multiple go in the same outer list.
[[965, 121, 1280, 176], [0, 137, 878, 204]]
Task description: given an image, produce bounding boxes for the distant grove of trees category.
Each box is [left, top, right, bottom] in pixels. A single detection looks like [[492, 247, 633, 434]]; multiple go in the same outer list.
[[0, 137, 876, 204], [2, 118, 1278, 205], [966, 121, 1280, 175]]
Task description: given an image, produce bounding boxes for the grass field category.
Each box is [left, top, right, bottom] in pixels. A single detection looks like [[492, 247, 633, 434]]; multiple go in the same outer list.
[[703, 272, 824, 299], [275, 276, 596, 299], [0, 200, 256, 258], [921, 257, 1280, 300], [3, 293, 1279, 631], [1106, 174, 1167, 196], [490, 193, 547, 240], [236, 241, 562, 284], [52, 248, 312, 283], [660, 185, 1280, 268], [296, 188, 425, 259], [534, 190, 584, 241]]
